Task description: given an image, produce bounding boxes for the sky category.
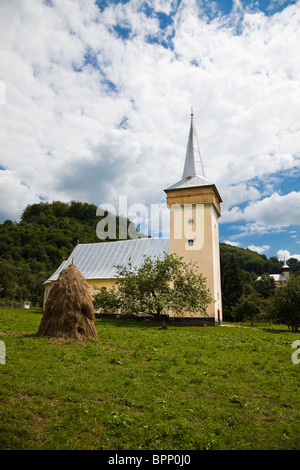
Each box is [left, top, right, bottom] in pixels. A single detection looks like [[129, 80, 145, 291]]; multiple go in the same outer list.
[[0, 0, 299, 262]]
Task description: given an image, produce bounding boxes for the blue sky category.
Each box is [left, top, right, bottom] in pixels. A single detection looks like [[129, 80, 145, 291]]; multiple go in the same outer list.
[[0, 0, 299, 261]]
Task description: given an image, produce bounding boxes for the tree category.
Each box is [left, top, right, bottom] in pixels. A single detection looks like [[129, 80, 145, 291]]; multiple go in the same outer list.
[[231, 292, 261, 325], [220, 254, 244, 320], [254, 273, 276, 298], [93, 286, 120, 315], [92, 252, 213, 322], [0, 263, 16, 299], [267, 277, 300, 332]]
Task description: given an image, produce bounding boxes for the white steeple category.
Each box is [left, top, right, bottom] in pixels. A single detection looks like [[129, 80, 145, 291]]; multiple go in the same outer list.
[[282, 256, 289, 269], [166, 110, 212, 190], [281, 257, 290, 280], [164, 110, 223, 324], [182, 108, 206, 180]]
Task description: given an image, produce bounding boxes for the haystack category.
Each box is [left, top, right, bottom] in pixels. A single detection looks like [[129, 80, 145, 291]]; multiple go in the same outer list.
[[38, 264, 97, 340]]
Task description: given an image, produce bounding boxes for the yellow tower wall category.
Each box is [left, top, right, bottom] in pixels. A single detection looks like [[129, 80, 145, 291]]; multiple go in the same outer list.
[[166, 185, 222, 324]]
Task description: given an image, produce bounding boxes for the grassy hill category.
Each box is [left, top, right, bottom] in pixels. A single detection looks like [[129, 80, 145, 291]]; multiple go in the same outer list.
[[0, 307, 299, 450]]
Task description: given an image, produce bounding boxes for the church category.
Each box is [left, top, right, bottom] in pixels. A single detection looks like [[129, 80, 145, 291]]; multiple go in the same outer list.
[[257, 258, 290, 287], [44, 112, 223, 325]]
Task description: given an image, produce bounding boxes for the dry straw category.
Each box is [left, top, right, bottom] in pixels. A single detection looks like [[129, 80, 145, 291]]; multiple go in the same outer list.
[[38, 264, 97, 340]]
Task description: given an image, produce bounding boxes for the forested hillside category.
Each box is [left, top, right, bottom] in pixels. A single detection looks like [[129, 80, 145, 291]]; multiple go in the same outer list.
[[220, 243, 299, 319], [0, 201, 132, 304], [0, 201, 299, 311]]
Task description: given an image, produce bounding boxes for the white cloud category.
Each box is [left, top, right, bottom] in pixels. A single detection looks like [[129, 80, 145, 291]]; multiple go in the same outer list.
[[0, 0, 299, 233], [277, 249, 300, 262], [221, 191, 300, 230], [0, 169, 40, 221], [220, 182, 261, 208], [0, 80, 5, 104], [223, 240, 240, 247], [143, 0, 176, 15], [243, 192, 300, 228], [227, 222, 284, 239], [248, 244, 270, 254]]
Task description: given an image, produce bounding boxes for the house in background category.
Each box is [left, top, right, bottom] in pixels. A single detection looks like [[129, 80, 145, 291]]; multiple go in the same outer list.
[[44, 112, 223, 324], [257, 258, 290, 287]]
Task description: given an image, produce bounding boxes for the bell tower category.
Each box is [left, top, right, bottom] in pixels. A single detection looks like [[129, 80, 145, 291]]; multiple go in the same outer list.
[[164, 111, 223, 324]]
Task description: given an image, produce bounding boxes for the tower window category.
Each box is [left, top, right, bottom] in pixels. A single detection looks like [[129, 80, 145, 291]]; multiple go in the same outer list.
[[188, 239, 194, 246]]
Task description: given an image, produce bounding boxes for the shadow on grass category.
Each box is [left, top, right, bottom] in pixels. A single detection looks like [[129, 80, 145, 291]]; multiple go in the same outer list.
[[95, 316, 164, 329], [95, 316, 213, 331], [261, 327, 298, 334], [223, 321, 295, 335], [29, 308, 44, 315], [1, 331, 39, 338]]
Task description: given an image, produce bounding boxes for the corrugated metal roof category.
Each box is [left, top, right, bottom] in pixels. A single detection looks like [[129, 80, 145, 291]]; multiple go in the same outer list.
[[45, 238, 170, 283], [257, 274, 287, 282], [166, 175, 212, 191]]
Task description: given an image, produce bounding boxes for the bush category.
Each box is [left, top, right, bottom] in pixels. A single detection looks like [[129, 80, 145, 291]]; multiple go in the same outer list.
[[232, 293, 261, 325], [93, 286, 120, 315], [267, 277, 300, 332]]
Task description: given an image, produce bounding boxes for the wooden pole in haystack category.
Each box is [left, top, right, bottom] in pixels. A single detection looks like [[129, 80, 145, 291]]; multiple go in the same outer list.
[[38, 263, 98, 340]]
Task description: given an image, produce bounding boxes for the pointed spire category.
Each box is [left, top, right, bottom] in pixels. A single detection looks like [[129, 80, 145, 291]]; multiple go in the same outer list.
[[282, 256, 289, 269], [182, 110, 206, 180], [165, 110, 215, 191], [281, 256, 290, 280]]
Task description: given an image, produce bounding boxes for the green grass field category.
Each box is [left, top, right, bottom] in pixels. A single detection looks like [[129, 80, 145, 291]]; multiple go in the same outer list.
[[0, 307, 299, 450]]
